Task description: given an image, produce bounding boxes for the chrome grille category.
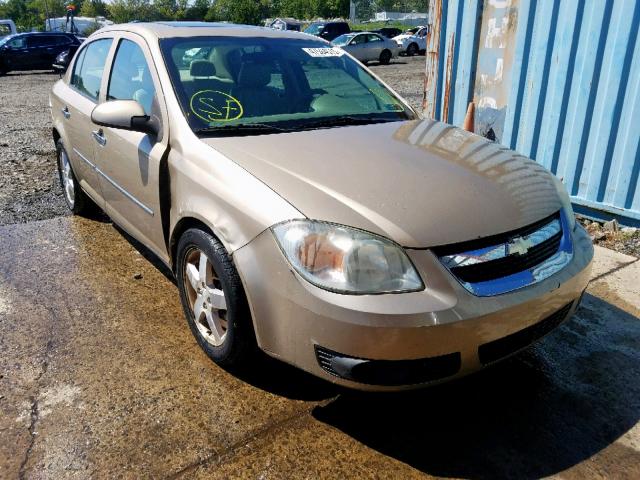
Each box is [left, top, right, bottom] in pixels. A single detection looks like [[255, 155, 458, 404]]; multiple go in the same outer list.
[[434, 210, 573, 296]]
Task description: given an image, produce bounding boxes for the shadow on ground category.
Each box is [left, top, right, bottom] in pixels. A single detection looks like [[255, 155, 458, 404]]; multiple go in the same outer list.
[[313, 294, 640, 479]]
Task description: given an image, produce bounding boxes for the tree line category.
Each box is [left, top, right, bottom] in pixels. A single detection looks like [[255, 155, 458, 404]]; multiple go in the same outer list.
[[0, 0, 426, 32]]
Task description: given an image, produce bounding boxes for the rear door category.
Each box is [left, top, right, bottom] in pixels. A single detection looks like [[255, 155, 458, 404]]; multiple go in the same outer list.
[[26, 35, 55, 68], [92, 33, 169, 257], [365, 34, 385, 61], [54, 37, 114, 205]]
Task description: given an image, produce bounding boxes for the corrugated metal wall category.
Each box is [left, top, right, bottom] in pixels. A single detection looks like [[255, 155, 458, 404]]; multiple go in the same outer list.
[[424, 0, 640, 226]]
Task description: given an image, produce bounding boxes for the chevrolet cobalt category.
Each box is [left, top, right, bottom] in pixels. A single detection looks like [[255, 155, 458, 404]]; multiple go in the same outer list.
[[50, 22, 593, 390]]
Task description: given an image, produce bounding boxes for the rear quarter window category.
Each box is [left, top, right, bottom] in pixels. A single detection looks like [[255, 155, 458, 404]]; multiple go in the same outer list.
[[71, 38, 113, 101]]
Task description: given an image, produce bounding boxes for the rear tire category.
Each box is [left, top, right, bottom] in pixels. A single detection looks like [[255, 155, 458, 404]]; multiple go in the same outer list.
[[379, 49, 392, 65], [407, 43, 419, 56], [176, 228, 256, 368], [56, 139, 95, 215]]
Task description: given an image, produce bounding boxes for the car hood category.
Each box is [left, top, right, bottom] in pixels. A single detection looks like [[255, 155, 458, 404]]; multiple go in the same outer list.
[[202, 119, 562, 248], [393, 34, 415, 42]]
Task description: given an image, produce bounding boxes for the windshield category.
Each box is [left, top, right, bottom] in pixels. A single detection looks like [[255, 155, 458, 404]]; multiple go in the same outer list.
[[304, 23, 325, 35], [332, 34, 355, 46], [160, 36, 415, 137]]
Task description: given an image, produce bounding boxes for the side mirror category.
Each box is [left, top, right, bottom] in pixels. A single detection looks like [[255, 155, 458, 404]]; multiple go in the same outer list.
[[91, 100, 157, 136]]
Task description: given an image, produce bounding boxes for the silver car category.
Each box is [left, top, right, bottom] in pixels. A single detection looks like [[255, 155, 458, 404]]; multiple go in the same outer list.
[[332, 32, 399, 65]]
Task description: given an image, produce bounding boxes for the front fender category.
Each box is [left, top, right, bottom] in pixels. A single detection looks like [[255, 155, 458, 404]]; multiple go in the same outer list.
[[168, 135, 304, 257]]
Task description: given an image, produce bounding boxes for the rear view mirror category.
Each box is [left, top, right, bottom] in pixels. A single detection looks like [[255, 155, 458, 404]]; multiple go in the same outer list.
[[91, 100, 158, 136]]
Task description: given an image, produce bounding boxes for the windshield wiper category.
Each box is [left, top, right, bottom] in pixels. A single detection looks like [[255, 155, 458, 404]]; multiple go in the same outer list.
[[195, 123, 291, 137], [300, 116, 398, 130]]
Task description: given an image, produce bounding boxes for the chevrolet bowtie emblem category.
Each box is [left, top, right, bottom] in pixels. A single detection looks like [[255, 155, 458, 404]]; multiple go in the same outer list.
[[508, 236, 534, 256]]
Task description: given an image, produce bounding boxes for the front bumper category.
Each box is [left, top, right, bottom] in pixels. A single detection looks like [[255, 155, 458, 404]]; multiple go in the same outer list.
[[233, 224, 593, 391]]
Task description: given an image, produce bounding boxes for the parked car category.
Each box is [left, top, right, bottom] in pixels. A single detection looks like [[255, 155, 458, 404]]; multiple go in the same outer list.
[[181, 46, 211, 67], [332, 32, 399, 65], [0, 32, 81, 74], [52, 44, 82, 74], [50, 22, 593, 391], [372, 27, 402, 39], [0, 19, 17, 39], [393, 25, 428, 56], [304, 20, 350, 41]]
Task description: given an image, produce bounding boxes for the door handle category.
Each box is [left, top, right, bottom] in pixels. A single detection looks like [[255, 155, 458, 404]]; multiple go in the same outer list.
[[61, 106, 70, 119], [92, 129, 106, 146]]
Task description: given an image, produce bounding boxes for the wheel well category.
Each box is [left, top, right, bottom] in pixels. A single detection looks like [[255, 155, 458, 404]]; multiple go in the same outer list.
[[52, 127, 61, 145], [169, 217, 216, 272]]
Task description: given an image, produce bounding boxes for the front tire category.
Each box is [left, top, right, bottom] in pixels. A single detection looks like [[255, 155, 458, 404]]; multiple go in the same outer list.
[[407, 43, 419, 56], [176, 228, 256, 367], [56, 139, 94, 215]]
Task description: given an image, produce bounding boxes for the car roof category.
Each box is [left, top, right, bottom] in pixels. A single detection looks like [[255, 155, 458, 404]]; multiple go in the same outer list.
[[18, 32, 72, 36], [97, 21, 321, 41]]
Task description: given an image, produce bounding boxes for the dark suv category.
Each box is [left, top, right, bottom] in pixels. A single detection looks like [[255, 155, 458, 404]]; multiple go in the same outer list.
[[372, 27, 402, 39], [0, 32, 81, 74], [304, 21, 350, 41]]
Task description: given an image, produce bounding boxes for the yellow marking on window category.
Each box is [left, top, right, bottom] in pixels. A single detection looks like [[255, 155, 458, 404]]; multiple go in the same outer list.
[[190, 90, 244, 123]]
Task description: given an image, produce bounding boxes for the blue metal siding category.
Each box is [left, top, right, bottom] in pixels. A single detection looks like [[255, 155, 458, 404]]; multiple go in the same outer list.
[[426, 0, 640, 225]]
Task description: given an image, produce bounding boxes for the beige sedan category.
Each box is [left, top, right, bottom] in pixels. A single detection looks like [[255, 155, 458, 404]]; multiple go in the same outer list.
[[50, 22, 593, 390]]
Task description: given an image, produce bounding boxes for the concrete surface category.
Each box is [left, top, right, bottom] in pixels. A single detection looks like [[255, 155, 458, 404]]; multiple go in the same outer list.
[[0, 217, 639, 479]]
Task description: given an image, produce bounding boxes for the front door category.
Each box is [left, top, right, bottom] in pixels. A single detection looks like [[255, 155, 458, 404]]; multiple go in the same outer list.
[[348, 34, 368, 61], [4, 36, 33, 70], [26, 35, 59, 68], [92, 34, 169, 258]]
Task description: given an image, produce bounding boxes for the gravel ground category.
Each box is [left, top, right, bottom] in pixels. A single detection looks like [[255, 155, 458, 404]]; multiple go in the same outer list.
[[0, 71, 69, 225], [582, 218, 640, 258]]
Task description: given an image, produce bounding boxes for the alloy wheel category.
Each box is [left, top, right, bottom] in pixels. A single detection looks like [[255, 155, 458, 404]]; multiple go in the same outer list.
[[59, 149, 75, 208], [184, 248, 228, 346]]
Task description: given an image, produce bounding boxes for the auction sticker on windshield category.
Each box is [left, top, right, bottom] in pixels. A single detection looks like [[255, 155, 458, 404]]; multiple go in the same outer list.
[[302, 47, 345, 57]]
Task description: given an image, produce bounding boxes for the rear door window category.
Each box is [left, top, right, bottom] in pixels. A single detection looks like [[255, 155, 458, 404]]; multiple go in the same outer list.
[[28, 36, 57, 47], [71, 38, 113, 101], [351, 34, 367, 45]]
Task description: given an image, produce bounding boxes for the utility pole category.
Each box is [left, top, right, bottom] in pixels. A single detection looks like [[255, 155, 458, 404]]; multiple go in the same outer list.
[[43, 0, 51, 31]]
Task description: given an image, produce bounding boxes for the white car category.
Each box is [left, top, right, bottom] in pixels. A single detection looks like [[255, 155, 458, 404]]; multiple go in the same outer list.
[[0, 19, 17, 39], [393, 26, 428, 56]]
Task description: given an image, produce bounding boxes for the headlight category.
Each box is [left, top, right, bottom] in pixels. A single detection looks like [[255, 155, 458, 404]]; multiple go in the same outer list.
[[554, 176, 576, 230], [272, 220, 424, 294]]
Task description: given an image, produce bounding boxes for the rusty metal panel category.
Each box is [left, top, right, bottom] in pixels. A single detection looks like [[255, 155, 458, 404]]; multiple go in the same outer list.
[[424, 0, 483, 123], [425, 0, 640, 226]]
